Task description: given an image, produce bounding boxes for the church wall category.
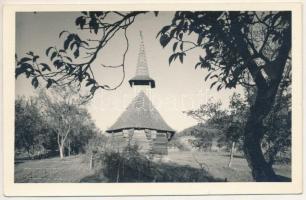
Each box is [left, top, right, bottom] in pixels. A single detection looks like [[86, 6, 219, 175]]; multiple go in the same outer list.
[[152, 132, 168, 155], [109, 129, 171, 155], [130, 129, 151, 153], [109, 131, 126, 152]]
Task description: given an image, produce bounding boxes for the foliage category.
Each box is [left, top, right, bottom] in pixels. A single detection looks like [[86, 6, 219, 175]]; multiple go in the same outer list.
[[158, 11, 291, 90], [262, 65, 292, 165], [159, 11, 291, 181], [15, 97, 53, 158], [15, 11, 151, 100], [185, 77, 291, 165], [184, 94, 246, 152], [187, 125, 216, 151], [15, 90, 100, 159]]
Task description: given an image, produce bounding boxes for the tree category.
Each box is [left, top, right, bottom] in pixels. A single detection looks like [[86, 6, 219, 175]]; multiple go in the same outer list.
[[67, 109, 100, 155], [262, 64, 291, 166], [15, 97, 50, 158], [184, 95, 246, 167], [38, 86, 85, 159], [158, 11, 291, 181], [15, 11, 291, 181], [85, 134, 108, 170], [15, 12, 149, 100], [225, 93, 248, 167], [187, 126, 216, 152]]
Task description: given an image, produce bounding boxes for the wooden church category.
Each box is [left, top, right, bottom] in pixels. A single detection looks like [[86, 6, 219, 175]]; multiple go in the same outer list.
[[106, 32, 175, 155]]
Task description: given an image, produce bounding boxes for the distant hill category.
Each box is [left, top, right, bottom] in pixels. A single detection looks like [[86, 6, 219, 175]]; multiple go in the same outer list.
[[169, 124, 222, 151]]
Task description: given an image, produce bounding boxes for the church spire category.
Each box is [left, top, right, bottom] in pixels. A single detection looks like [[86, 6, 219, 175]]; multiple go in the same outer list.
[[129, 31, 156, 88]]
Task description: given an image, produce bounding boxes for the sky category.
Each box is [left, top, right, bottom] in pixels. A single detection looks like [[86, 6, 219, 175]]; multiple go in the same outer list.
[[15, 12, 243, 132]]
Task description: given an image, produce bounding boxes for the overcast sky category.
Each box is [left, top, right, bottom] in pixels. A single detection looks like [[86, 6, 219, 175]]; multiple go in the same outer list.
[[15, 12, 243, 132]]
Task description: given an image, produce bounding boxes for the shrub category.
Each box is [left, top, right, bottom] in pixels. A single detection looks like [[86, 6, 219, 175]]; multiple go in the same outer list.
[[84, 144, 222, 182]]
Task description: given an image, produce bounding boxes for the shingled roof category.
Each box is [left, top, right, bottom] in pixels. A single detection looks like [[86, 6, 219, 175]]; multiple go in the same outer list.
[[106, 91, 175, 133]]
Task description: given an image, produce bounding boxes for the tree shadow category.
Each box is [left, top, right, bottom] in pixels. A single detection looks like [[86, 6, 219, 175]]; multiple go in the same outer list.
[[80, 160, 224, 183]]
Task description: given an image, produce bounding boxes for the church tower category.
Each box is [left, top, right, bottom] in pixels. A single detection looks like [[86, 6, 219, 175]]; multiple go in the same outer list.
[[106, 32, 175, 156], [129, 32, 155, 98]]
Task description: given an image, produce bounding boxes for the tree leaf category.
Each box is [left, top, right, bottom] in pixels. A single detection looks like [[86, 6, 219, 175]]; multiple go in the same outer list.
[[78, 71, 83, 82], [50, 52, 57, 61], [89, 19, 99, 34], [46, 79, 54, 88], [33, 55, 39, 62], [168, 54, 176, 65], [64, 56, 72, 62], [157, 25, 171, 38], [46, 47, 53, 56], [197, 34, 204, 45], [217, 84, 223, 91], [73, 49, 79, 58], [195, 62, 201, 69], [90, 86, 97, 94], [59, 49, 66, 53], [179, 53, 184, 63], [40, 63, 51, 71], [64, 34, 74, 50], [204, 72, 212, 81], [15, 67, 25, 79], [31, 77, 39, 88], [173, 42, 178, 52], [180, 42, 183, 51], [75, 16, 84, 26], [210, 81, 218, 89], [179, 33, 183, 40], [19, 57, 31, 64], [86, 78, 96, 87], [59, 30, 68, 38], [160, 34, 171, 48], [210, 74, 218, 79], [70, 42, 77, 50]]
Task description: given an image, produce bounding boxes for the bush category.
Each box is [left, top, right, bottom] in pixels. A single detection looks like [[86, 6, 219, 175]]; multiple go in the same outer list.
[[83, 144, 222, 182]]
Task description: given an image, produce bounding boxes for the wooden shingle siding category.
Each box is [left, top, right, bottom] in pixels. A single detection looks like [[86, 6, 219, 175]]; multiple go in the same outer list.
[[152, 132, 168, 155], [109, 130, 169, 155]]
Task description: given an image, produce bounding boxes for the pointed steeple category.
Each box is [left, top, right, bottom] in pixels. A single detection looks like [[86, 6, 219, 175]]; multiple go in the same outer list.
[[129, 31, 156, 88]]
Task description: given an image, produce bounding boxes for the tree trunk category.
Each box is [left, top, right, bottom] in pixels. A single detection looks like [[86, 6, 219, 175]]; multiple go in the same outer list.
[[243, 88, 279, 181], [26, 148, 31, 160], [235, 12, 290, 182], [89, 154, 93, 170], [68, 140, 71, 157], [59, 144, 64, 159], [228, 141, 235, 168]]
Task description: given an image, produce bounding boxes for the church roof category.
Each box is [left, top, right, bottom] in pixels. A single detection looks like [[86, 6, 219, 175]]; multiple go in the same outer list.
[[129, 32, 155, 88], [106, 91, 175, 133]]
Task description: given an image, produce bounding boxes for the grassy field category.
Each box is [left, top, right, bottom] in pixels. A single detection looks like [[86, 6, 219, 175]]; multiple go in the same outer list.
[[14, 151, 291, 183], [14, 155, 94, 183], [167, 151, 291, 182]]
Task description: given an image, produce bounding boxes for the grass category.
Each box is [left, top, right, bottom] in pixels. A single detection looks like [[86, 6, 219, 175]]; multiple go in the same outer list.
[[14, 155, 94, 183], [81, 155, 223, 183], [167, 151, 291, 182], [14, 151, 291, 183]]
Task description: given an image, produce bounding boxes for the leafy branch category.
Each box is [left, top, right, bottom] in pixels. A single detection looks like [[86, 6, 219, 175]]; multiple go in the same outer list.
[[15, 11, 149, 100]]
